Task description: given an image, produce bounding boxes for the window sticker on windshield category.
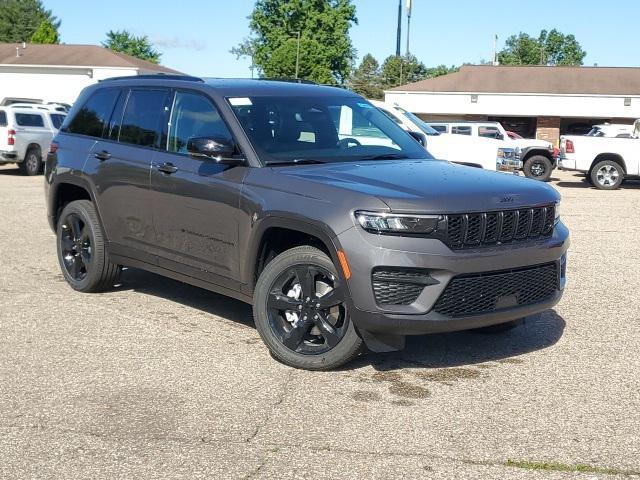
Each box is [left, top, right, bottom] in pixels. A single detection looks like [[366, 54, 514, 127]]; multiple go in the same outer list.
[[357, 102, 373, 109], [229, 97, 253, 106]]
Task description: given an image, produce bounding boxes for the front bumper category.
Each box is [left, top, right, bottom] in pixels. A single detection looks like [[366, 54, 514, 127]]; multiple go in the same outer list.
[[338, 222, 569, 337]]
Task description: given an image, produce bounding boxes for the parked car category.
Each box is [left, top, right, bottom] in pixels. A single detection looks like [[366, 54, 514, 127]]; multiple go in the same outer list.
[[586, 123, 634, 138], [0, 106, 66, 175], [45, 75, 569, 370], [426, 121, 556, 181], [370, 101, 520, 173], [559, 120, 640, 190]]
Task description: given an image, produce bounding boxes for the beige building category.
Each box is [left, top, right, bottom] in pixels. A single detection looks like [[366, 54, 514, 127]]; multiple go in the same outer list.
[[0, 43, 178, 106], [385, 65, 640, 144]]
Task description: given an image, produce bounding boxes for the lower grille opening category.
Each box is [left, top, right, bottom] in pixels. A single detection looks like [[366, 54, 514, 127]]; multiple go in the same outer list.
[[372, 268, 437, 306], [433, 262, 559, 317]]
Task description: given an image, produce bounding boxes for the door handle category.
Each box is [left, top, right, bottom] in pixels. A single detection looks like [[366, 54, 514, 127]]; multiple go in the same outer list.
[[157, 162, 178, 174], [94, 150, 111, 161]]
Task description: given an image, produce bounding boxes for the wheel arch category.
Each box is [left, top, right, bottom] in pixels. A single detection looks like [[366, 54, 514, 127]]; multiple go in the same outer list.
[[51, 178, 97, 230], [590, 153, 627, 173], [245, 217, 344, 293], [522, 148, 553, 162]]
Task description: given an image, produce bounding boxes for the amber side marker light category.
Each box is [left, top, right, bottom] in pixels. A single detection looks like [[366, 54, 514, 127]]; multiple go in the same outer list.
[[337, 250, 351, 280]]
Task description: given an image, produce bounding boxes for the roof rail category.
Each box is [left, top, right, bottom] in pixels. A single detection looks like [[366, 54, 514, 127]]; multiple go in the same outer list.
[[258, 78, 317, 85], [100, 74, 204, 83]]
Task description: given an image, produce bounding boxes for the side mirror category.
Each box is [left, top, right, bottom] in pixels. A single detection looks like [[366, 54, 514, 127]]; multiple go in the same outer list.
[[408, 130, 427, 147], [187, 136, 242, 164]]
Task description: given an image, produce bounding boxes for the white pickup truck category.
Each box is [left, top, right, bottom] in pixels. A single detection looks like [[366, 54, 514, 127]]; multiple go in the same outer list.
[[426, 120, 556, 181], [370, 101, 520, 173], [559, 120, 640, 190], [0, 105, 65, 175]]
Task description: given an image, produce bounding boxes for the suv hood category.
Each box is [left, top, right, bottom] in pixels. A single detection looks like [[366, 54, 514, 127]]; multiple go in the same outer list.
[[276, 159, 559, 213]]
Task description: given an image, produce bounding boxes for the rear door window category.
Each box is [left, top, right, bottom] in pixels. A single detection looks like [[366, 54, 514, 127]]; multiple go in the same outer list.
[[118, 89, 169, 148], [451, 125, 472, 135], [15, 113, 45, 127], [66, 88, 120, 138], [0, 110, 7, 127]]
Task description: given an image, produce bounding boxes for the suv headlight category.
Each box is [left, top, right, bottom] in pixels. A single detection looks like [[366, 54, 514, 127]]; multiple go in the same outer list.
[[355, 211, 441, 235]]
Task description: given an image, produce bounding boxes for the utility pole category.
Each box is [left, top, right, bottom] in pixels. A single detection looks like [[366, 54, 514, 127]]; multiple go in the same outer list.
[[396, 0, 402, 57], [492, 34, 498, 65], [295, 30, 301, 79], [405, 0, 412, 55]]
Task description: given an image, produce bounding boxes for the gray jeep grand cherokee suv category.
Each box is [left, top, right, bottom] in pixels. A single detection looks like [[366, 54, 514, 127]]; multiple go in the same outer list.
[[45, 75, 569, 370]]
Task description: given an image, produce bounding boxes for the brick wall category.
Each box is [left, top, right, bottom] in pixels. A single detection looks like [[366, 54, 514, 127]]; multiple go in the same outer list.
[[536, 116, 561, 146]]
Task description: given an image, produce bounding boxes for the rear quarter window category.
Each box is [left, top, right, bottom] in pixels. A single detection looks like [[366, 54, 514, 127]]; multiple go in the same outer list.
[[15, 113, 45, 127], [0, 110, 6, 127], [49, 114, 66, 129], [65, 88, 120, 138]]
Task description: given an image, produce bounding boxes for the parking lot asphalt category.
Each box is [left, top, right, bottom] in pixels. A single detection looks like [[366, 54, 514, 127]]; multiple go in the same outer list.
[[1, 164, 639, 479]]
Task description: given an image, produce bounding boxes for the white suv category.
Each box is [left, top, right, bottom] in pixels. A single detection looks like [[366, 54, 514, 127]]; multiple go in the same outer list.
[[0, 107, 66, 175]]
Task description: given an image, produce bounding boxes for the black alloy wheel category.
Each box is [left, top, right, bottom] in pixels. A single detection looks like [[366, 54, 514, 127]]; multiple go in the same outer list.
[[60, 213, 92, 281], [56, 200, 121, 292], [253, 246, 363, 370], [267, 264, 348, 355]]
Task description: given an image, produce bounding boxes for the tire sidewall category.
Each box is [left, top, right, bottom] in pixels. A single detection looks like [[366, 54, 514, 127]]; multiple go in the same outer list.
[[524, 155, 552, 182], [22, 149, 42, 176], [56, 201, 105, 291], [590, 160, 624, 190], [253, 247, 361, 370]]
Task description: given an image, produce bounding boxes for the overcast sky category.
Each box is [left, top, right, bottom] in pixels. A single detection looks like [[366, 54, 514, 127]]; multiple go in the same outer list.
[[47, 0, 638, 77]]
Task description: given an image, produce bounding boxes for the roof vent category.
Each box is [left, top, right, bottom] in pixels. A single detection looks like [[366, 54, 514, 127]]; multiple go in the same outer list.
[[624, 98, 632, 107]]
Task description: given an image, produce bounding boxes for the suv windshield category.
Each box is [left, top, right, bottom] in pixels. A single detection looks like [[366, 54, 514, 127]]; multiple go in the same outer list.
[[228, 95, 431, 165], [393, 106, 440, 136]]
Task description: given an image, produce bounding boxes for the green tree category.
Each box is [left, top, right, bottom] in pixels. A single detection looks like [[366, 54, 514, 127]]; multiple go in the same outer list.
[[0, 0, 60, 43], [102, 30, 161, 64], [349, 53, 383, 99], [31, 18, 60, 44], [425, 64, 458, 78], [540, 29, 586, 66], [233, 0, 358, 85], [498, 29, 586, 66], [380, 54, 427, 88]]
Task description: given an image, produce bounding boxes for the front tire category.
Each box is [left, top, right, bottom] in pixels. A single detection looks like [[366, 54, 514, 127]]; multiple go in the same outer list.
[[523, 155, 552, 182], [56, 200, 121, 292], [253, 246, 362, 370], [19, 148, 42, 176], [590, 159, 624, 190]]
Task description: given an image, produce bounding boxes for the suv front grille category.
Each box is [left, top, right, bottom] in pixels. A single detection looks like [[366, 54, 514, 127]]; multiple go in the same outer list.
[[433, 262, 559, 317], [372, 269, 438, 305], [446, 206, 555, 250]]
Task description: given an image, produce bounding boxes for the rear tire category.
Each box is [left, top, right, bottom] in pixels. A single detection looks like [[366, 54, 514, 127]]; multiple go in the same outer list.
[[590, 159, 624, 190], [523, 155, 552, 182], [19, 148, 42, 176], [56, 200, 121, 292], [473, 318, 523, 334], [253, 246, 362, 370]]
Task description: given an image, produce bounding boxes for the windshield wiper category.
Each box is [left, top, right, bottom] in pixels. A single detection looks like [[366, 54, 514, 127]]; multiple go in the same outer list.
[[359, 153, 411, 161], [265, 158, 327, 166]]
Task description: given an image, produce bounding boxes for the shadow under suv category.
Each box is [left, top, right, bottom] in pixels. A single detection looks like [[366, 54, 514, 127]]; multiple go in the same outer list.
[[45, 75, 569, 370]]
